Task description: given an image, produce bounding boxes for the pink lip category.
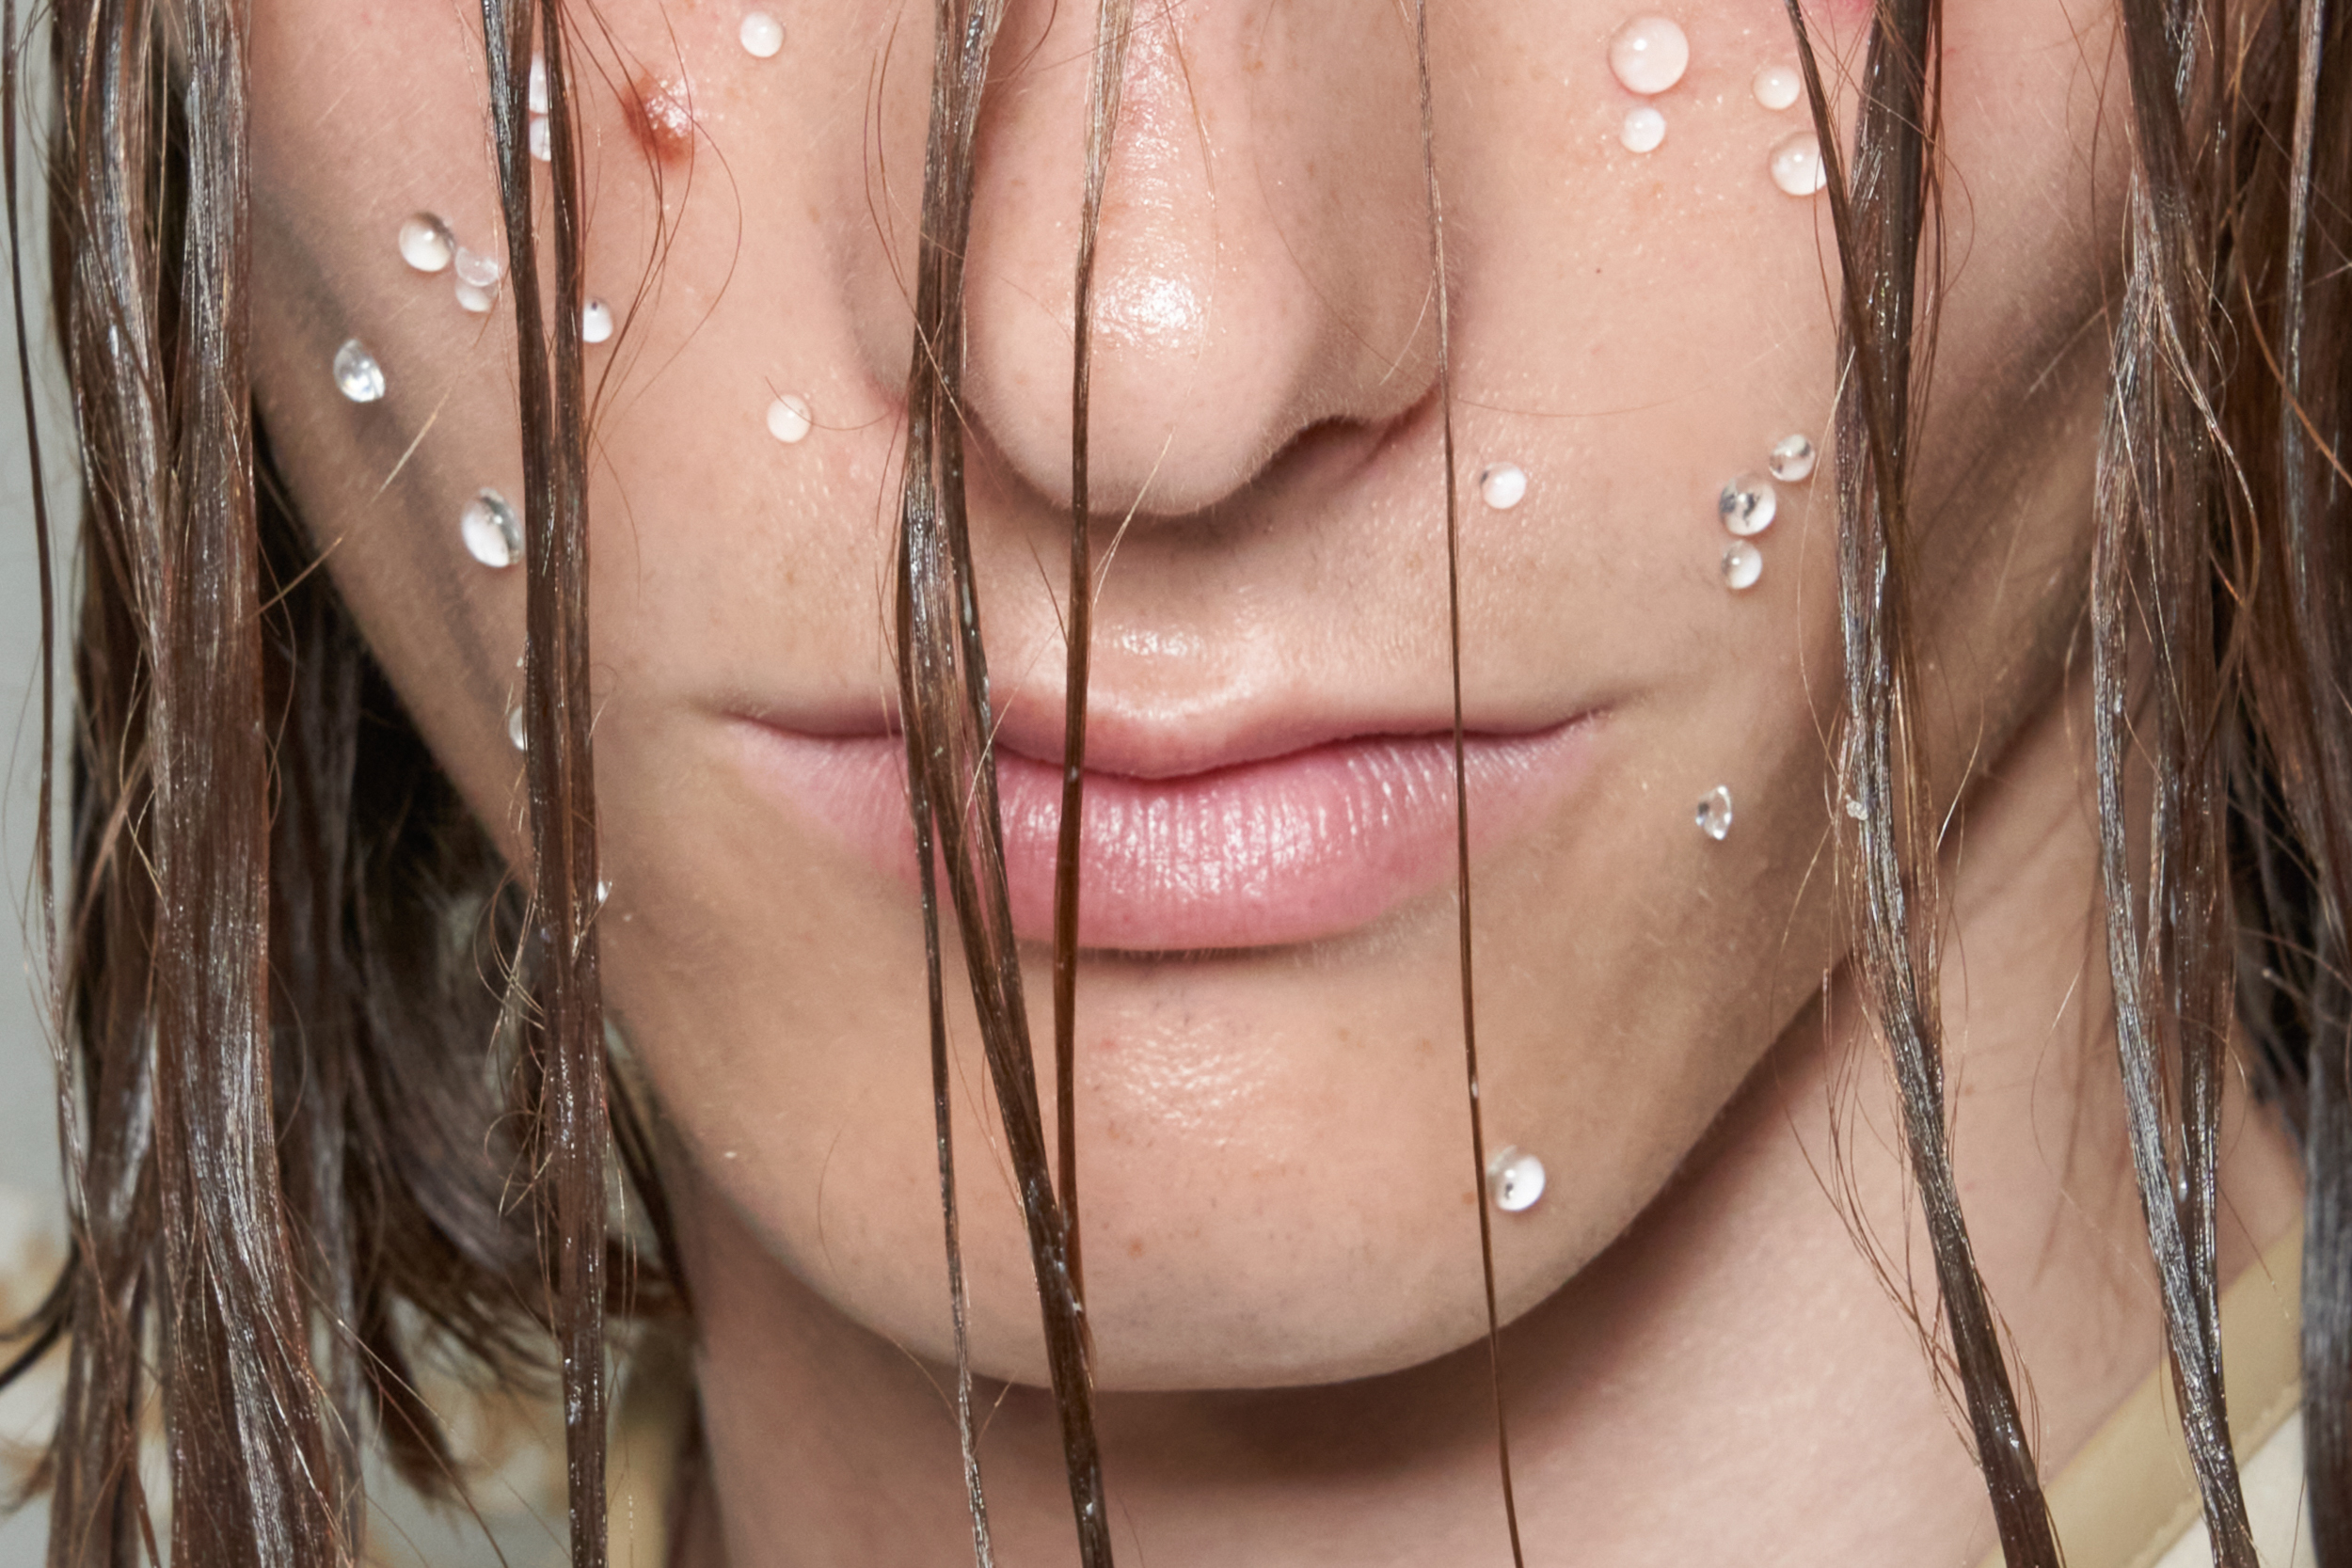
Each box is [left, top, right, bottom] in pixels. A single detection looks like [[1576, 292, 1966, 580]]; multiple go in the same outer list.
[[731, 716, 1597, 951]]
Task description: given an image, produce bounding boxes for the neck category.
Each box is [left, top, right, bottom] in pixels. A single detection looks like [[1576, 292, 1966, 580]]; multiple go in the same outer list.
[[665, 676, 2303, 1568]]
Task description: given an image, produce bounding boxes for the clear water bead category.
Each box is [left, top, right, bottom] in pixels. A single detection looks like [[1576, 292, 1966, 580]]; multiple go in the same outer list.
[[507, 705, 528, 751], [1486, 1147, 1547, 1213], [454, 246, 504, 289], [739, 10, 784, 56], [581, 299, 614, 343], [397, 214, 454, 274], [455, 278, 497, 313], [461, 488, 523, 569], [1607, 15, 1690, 95], [1721, 540, 1763, 591], [1768, 434, 1816, 483], [1620, 105, 1666, 153], [1696, 785, 1733, 840], [530, 115, 551, 163], [1752, 64, 1801, 110], [529, 54, 549, 115], [332, 340, 386, 403], [766, 393, 813, 443], [1478, 462, 1528, 510], [1718, 472, 1777, 535], [1770, 130, 1828, 196]]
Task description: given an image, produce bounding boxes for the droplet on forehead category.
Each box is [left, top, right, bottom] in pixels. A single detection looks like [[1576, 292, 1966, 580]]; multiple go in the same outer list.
[[767, 394, 813, 443], [461, 489, 523, 569], [1478, 462, 1527, 510], [1486, 1147, 1547, 1212], [398, 214, 454, 274], [1752, 63, 1801, 111], [529, 54, 549, 115], [454, 246, 504, 290], [1619, 105, 1666, 153], [1696, 785, 1733, 839], [1770, 130, 1828, 196], [1720, 540, 1763, 592], [1608, 16, 1690, 96], [1769, 434, 1816, 483], [530, 115, 552, 163], [739, 10, 784, 57], [508, 705, 529, 751], [455, 277, 498, 314], [582, 299, 615, 343], [1718, 472, 1777, 536], [333, 340, 385, 403]]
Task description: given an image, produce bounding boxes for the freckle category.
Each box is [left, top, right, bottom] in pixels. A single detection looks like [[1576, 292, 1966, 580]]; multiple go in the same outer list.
[[1126, 1238, 1145, 1259], [1461, 1189, 1477, 1206]]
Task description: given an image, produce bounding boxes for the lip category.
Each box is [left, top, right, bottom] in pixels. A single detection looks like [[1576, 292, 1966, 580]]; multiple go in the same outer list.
[[730, 707, 1598, 951]]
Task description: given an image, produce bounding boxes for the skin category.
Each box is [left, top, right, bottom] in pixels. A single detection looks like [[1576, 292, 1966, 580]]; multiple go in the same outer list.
[[243, 0, 2303, 1560]]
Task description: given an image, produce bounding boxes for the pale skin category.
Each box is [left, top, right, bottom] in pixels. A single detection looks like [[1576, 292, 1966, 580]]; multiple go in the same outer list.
[[245, 0, 2302, 1560]]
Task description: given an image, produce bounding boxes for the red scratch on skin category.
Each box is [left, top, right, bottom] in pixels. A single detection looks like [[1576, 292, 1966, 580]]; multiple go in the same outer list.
[[624, 70, 698, 169]]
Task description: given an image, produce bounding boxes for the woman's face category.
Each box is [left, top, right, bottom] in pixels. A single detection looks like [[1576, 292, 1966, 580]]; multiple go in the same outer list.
[[247, 0, 2115, 1386]]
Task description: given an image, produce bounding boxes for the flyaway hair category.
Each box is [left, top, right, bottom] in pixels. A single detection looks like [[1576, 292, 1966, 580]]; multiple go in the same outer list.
[[4, 0, 2352, 1560]]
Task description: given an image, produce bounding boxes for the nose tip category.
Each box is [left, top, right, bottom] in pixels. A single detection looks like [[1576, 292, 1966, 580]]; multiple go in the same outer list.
[[957, 3, 1434, 518]]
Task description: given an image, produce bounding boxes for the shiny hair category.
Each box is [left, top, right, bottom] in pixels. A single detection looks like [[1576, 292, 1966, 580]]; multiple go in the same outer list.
[[3, 0, 2349, 1558]]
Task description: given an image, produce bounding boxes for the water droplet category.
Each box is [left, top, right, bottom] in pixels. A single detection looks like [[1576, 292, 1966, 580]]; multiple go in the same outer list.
[[454, 245, 505, 290], [1620, 105, 1666, 153], [1844, 796, 1867, 820], [1486, 1146, 1547, 1212], [1752, 63, 1801, 111], [1768, 434, 1816, 483], [397, 213, 454, 274], [1696, 784, 1733, 840], [596, 879, 612, 906], [455, 277, 498, 313], [1608, 15, 1690, 95], [766, 393, 813, 443], [581, 298, 614, 343], [461, 488, 523, 569], [529, 114, 551, 163], [529, 54, 549, 115], [1478, 462, 1527, 510], [332, 340, 386, 403], [1718, 472, 1777, 535], [1770, 130, 1828, 196], [739, 9, 784, 56], [507, 705, 528, 751], [1721, 540, 1763, 591]]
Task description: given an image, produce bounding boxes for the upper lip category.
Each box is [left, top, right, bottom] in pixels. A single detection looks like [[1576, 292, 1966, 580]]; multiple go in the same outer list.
[[729, 686, 1584, 782]]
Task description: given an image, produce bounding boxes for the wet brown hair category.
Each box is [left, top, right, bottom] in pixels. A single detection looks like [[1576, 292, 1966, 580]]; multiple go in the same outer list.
[[3, 0, 2350, 1558]]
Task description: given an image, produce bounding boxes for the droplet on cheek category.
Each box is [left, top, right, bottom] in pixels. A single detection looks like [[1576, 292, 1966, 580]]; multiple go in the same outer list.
[[624, 71, 699, 170], [1607, 15, 1690, 96], [1769, 130, 1828, 196], [1751, 63, 1802, 111], [1619, 105, 1666, 153]]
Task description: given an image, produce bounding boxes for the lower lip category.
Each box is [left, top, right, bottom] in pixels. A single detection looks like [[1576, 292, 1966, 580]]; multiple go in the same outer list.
[[733, 720, 1596, 951]]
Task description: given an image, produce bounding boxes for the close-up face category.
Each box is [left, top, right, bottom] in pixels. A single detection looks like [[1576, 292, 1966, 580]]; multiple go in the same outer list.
[[243, 0, 2117, 1391]]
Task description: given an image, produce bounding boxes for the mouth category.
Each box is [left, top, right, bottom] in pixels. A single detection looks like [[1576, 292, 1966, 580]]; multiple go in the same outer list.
[[729, 705, 1599, 952]]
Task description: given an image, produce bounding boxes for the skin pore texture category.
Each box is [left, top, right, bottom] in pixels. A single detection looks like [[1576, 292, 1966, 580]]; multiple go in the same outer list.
[[242, 0, 2304, 1560]]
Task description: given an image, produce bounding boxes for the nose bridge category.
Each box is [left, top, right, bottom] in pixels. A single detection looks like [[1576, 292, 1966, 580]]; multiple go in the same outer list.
[[959, 0, 1436, 518]]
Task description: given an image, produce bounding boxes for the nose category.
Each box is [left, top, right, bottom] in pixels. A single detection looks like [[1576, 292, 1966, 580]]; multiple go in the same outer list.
[[955, 0, 1438, 518]]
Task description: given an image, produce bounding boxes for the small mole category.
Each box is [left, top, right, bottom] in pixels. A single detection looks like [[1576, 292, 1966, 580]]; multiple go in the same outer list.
[[1126, 1238, 1145, 1259], [624, 71, 698, 169]]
